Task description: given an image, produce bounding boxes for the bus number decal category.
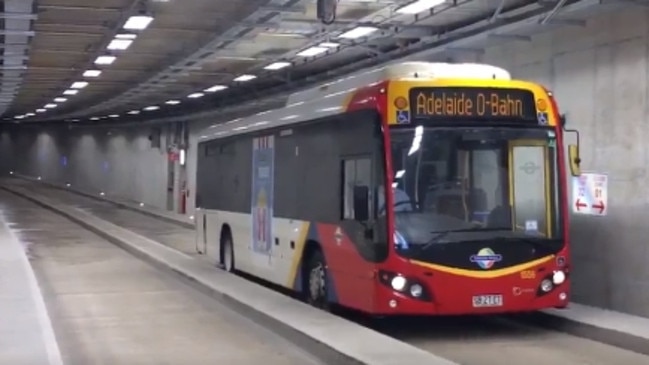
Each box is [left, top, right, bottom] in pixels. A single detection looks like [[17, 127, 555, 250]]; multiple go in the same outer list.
[[251, 135, 275, 256], [520, 270, 536, 279]]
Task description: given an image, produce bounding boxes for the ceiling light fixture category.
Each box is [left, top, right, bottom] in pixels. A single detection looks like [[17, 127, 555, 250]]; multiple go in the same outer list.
[[127, 110, 140, 115], [54, 97, 67, 103], [233, 74, 257, 82], [36, 109, 46, 113], [70, 81, 88, 89], [44, 104, 57, 109], [123, 15, 154, 30], [95, 55, 117, 65], [165, 100, 181, 105], [264, 61, 291, 70], [296, 46, 328, 57], [396, 0, 446, 14], [143, 105, 159, 111], [188, 93, 204, 98], [83, 70, 102, 77], [115, 33, 137, 40], [204, 85, 228, 92], [109, 114, 119, 118], [319, 42, 340, 48], [63, 89, 79, 95], [338, 26, 378, 39], [107, 39, 134, 50]]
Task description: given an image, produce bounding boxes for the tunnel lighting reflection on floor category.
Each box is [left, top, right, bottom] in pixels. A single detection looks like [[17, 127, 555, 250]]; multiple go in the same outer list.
[[100, 192, 105, 196]]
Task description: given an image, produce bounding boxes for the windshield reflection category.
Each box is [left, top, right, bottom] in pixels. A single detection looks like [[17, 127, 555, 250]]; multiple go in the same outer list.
[[380, 126, 562, 252]]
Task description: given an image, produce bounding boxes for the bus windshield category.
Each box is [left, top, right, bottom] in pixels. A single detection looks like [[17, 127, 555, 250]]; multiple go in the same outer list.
[[383, 126, 563, 252]]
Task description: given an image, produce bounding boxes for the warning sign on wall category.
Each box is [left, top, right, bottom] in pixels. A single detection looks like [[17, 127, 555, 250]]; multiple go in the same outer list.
[[572, 173, 607, 216]]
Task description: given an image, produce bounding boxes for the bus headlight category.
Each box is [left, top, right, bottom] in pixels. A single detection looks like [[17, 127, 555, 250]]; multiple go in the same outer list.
[[391, 276, 407, 291], [552, 270, 565, 285], [410, 284, 423, 298], [540, 279, 553, 293]]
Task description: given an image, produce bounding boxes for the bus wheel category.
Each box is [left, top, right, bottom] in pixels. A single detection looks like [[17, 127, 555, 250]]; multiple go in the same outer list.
[[306, 250, 329, 310], [222, 235, 235, 273]]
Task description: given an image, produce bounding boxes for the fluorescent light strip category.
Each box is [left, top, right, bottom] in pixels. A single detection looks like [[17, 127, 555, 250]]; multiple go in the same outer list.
[[95, 55, 116, 65], [83, 70, 102, 77], [204, 85, 227, 92], [188, 93, 204, 98], [396, 0, 446, 14], [115, 33, 137, 40], [264, 61, 291, 70], [165, 100, 181, 105], [63, 89, 78, 95], [107, 39, 133, 50], [296, 46, 328, 57], [44, 104, 57, 109], [36, 109, 46, 113], [319, 42, 340, 48], [143, 106, 159, 111], [123, 15, 154, 30], [234, 74, 256, 82], [54, 97, 67, 102], [127, 110, 140, 115], [338, 26, 378, 39], [70, 81, 88, 89]]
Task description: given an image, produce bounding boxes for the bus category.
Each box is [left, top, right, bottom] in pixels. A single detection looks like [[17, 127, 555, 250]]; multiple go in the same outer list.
[[194, 62, 582, 315]]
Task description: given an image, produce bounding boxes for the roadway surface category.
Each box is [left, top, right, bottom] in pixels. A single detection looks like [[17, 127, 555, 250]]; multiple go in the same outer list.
[[0, 187, 326, 365], [6, 178, 649, 365]]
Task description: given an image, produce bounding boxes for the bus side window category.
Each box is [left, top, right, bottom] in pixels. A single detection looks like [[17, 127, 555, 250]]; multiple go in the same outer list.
[[342, 157, 372, 220]]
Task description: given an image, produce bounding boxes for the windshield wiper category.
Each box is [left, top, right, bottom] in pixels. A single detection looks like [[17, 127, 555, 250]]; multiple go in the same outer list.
[[493, 236, 561, 252], [421, 227, 484, 250]]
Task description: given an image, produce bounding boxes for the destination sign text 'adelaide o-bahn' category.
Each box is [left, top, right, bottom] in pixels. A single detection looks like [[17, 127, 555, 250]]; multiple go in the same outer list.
[[408, 87, 538, 122]]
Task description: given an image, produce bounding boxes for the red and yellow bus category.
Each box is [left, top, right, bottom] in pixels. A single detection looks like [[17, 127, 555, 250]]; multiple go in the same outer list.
[[194, 62, 581, 315]]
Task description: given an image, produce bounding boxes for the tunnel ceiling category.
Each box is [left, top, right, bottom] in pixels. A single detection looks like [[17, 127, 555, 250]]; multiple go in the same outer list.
[[0, 0, 643, 124]]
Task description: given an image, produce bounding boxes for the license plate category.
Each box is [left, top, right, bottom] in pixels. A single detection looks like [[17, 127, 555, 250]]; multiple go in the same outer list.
[[472, 294, 503, 308]]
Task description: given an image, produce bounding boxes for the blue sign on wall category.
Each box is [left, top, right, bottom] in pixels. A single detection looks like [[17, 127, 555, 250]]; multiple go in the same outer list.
[[251, 135, 275, 255]]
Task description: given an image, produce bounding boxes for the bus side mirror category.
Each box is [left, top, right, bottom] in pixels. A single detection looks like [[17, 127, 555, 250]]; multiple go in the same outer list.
[[568, 144, 581, 176], [353, 185, 370, 222], [563, 125, 581, 177]]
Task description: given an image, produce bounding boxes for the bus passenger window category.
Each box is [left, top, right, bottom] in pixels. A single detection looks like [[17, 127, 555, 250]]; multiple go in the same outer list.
[[342, 157, 371, 220]]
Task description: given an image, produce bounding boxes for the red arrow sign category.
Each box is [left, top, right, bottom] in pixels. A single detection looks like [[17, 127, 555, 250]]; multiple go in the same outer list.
[[575, 199, 587, 211], [592, 201, 605, 214]]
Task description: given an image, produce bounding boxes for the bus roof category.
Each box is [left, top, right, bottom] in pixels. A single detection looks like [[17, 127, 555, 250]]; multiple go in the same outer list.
[[198, 62, 513, 143]]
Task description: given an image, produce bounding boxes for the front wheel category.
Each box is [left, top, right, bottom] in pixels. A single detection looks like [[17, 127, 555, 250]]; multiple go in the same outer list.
[[221, 236, 235, 272], [306, 250, 329, 310]]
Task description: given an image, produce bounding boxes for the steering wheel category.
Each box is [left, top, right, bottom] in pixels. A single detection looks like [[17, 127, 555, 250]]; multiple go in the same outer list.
[[379, 200, 414, 215]]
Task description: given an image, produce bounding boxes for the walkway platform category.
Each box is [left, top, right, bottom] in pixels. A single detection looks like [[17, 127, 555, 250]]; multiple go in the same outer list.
[[0, 212, 63, 365], [1, 177, 458, 365]]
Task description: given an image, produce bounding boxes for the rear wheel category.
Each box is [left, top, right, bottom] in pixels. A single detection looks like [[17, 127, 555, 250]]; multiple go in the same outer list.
[[306, 250, 329, 310], [221, 235, 235, 272]]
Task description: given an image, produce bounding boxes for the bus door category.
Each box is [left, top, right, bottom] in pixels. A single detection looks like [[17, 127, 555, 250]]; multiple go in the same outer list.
[[508, 140, 551, 237]]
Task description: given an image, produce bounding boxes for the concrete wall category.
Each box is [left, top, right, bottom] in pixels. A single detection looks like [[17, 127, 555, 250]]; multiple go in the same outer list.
[[481, 7, 649, 317], [0, 124, 170, 209], [1, 7, 648, 317]]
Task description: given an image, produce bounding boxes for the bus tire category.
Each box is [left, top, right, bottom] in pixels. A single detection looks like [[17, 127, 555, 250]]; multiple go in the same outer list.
[[221, 234, 235, 273], [306, 249, 329, 310]]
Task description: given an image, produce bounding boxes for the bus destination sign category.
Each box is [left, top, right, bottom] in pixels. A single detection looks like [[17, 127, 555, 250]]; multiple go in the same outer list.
[[408, 87, 537, 122]]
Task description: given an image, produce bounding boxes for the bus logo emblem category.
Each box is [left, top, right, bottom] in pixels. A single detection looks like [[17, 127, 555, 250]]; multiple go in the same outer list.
[[470, 248, 502, 269]]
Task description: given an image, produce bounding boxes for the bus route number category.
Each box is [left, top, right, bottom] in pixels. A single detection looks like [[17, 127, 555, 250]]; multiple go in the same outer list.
[[520, 270, 536, 279]]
